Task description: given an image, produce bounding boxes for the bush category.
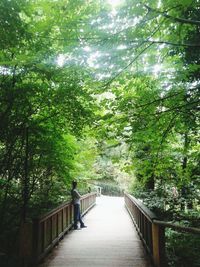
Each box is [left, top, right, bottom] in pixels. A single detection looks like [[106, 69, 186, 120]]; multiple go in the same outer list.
[[166, 229, 200, 267], [131, 187, 200, 267]]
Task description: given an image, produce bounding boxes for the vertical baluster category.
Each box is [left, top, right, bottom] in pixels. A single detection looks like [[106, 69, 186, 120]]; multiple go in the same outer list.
[[66, 206, 68, 228], [149, 222, 153, 254], [145, 218, 147, 244], [56, 213, 58, 238], [61, 209, 63, 233], [71, 203, 73, 225], [44, 220, 47, 251], [51, 216, 53, 244]]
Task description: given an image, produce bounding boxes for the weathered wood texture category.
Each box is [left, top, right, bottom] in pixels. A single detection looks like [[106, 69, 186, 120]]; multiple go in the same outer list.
[[124, 192, 200, 267], [124, 192, 166, 267], [38, 196, 152, 267], [19, 193, 96, 266]]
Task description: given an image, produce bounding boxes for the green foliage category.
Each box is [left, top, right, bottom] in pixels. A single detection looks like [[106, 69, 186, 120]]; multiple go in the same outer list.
[[0, 3, 98, 261], [166, 229, 200, 267], [131, 182, 200, 222], [96, 181, 123, 196], [71, 135, 98, 181], [0, 0, 200, 266]]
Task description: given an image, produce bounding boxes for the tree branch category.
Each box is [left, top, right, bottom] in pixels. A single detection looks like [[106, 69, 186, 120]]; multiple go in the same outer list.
[[154, 112, 179, 166], [103, 42, 154, 87], [135, 87, 199, 109], [144, 4, 200, 26], [129, 39, 200, 48], [154, 99, 200, 116]]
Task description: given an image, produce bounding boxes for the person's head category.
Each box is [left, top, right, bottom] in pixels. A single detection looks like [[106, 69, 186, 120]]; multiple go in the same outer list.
[[72, 181, 77, 189]]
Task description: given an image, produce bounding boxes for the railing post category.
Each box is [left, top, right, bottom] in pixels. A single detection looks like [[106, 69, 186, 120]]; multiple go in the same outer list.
[[19, 221, 32, 267], [32, 218, 40, 265], [152, 222, 166, 267]]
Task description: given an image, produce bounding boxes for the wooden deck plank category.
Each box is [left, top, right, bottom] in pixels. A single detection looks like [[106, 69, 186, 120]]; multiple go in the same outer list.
[[39, 196, 152, 267]]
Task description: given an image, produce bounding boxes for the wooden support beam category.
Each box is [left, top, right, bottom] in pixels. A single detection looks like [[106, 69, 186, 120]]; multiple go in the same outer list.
[[152, 223, 166, 267]]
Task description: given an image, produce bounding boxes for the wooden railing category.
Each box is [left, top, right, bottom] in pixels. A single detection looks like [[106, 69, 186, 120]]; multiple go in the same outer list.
[[19, 192, 96, 266], [124, 192, 200, 267]]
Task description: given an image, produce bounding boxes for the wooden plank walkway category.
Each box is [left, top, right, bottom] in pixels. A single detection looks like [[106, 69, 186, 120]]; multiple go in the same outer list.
[[39, 196, 152, 267]]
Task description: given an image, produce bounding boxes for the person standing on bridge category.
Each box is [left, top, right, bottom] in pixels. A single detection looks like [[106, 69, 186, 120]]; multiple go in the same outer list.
[[71, 181, 87, 230]]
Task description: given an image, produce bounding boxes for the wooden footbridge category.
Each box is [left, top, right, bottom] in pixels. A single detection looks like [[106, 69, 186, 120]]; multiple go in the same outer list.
[[20, 192, 199, 267], [38, 196, 151, 267]]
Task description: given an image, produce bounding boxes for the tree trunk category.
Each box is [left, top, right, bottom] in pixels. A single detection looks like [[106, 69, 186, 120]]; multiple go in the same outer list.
[[181, 133, 193, 210], [146, 175, 155, 190], [21, 126, 29, 222]]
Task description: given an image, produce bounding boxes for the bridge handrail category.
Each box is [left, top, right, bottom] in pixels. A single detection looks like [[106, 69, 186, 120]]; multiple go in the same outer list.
[[126, 193, 157, 222], [35, 200, 72, 222], [19, 192, 97, 266], [124, 192, 200, 267], [154, 219, 200, 234], [36, 193, 96, 222]]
